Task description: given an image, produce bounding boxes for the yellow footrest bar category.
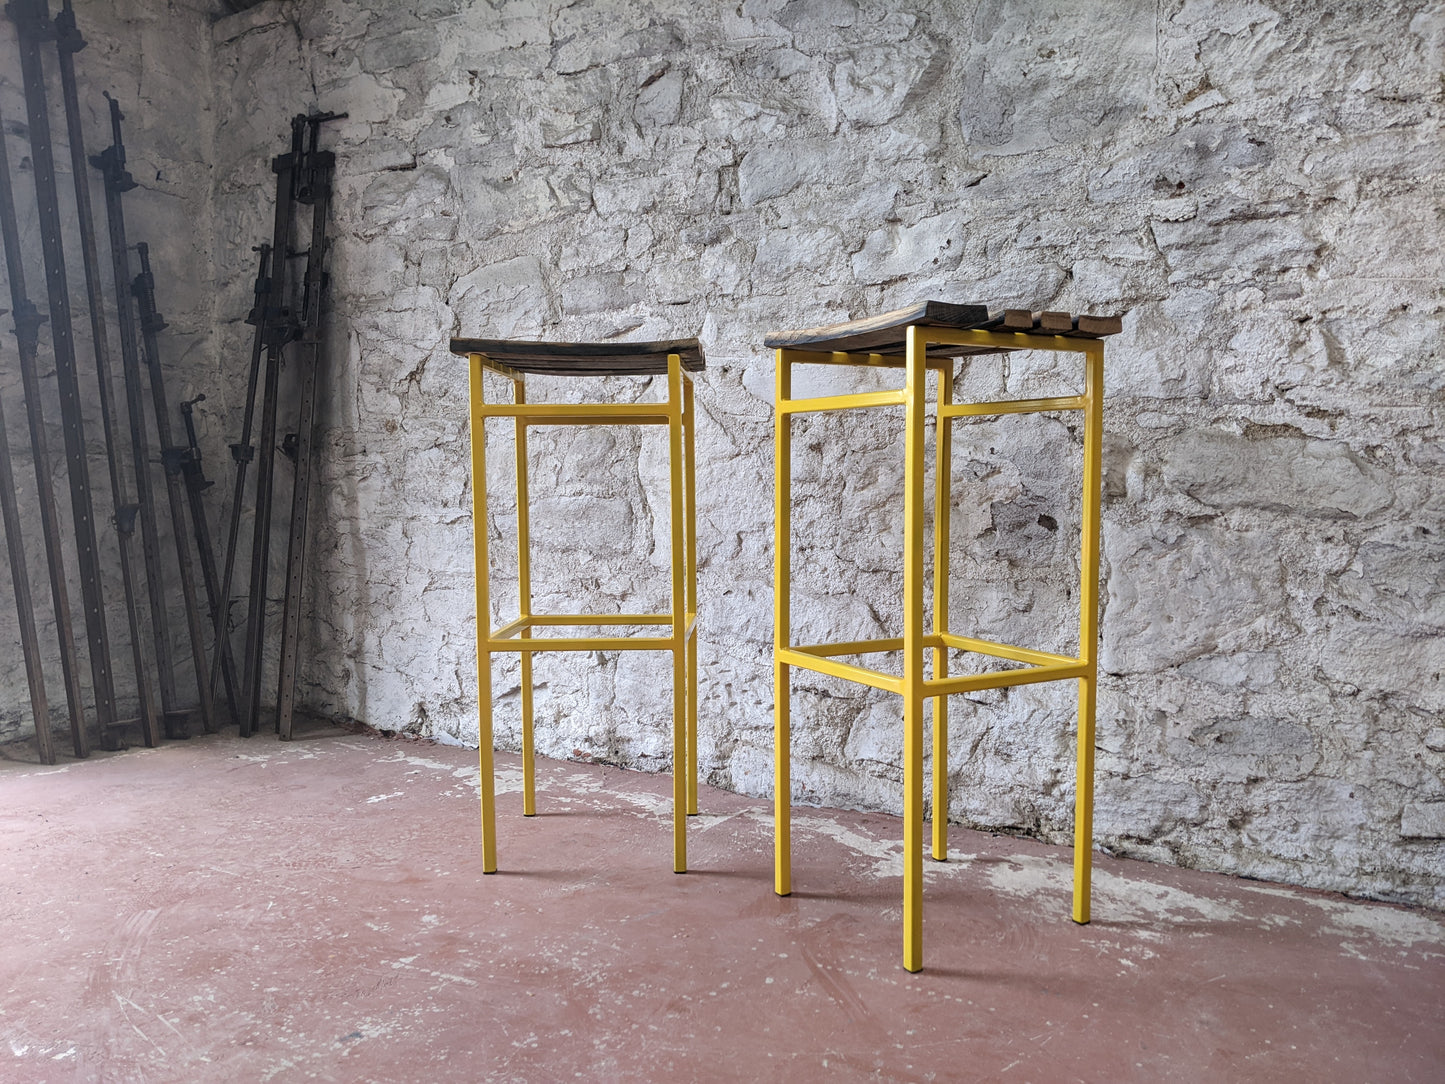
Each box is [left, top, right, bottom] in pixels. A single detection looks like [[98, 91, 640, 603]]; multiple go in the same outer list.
[[525, 613, 672, 626], [792, 636, 907, 657], [940, 394, 1085, 418], [485, 635, 677, 653], [778, 389, 907, 414], [776, 648, 904, 694], [939, 633, 1080, 668], [925, 660, 1088, 695]]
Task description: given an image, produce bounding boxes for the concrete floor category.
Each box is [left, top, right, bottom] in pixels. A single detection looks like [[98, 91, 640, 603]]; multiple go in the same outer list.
[[1, 730, 1441, 1083]]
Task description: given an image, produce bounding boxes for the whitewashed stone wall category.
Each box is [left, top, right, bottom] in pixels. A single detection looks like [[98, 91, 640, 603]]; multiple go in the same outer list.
[[0, 1, 218, 741], [3, 0, 1440, 912]]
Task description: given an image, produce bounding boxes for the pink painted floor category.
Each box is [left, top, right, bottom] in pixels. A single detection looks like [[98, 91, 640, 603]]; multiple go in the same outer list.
[[2, 730, 1442, 1082]]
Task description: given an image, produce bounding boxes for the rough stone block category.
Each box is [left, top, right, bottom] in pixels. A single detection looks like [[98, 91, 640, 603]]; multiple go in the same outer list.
[[959, 0, 1154, 156], [851, 210, 965, 283], [1151, 212, 1320, 281], [1162, 431, 1392, 519], [833, 40, 936, 127], [450, 257, 554, 338], [361, 24, 440, 72], [635, 69, 685, 127], [1101, 524, 1285, 674], [738, 141, 837, 206], [1400, 802, 1445, 840]]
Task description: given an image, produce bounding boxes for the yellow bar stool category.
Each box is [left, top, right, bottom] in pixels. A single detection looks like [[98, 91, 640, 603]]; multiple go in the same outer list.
[[766, 301, 1122, 971], [450, 336, 703, 874]]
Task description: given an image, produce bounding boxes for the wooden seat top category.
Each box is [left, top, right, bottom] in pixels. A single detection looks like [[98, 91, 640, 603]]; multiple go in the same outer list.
[[450, 336, 705, 376], [764, 300, 1123, 357]]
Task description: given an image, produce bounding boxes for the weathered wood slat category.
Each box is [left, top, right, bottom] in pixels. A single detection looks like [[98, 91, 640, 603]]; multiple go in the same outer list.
[[450, 336, 705, 375], [762, 300, 992, 354], [765, 301, 1122, 357], [1076, 313, 1123, 336]]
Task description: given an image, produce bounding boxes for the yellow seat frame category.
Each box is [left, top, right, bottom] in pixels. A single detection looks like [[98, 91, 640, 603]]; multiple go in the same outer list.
[[465, 351, 699, 873], [772, 326, 1105, 972]]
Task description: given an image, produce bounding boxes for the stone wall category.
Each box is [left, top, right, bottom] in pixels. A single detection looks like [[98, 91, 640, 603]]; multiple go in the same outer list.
[[0, 0, 218, 742], [4, 0, 1440, 911]]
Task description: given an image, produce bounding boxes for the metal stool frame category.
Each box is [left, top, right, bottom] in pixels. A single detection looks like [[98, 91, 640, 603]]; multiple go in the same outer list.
[[465, 350, 699, 874], [772, 325, 1104, 972]]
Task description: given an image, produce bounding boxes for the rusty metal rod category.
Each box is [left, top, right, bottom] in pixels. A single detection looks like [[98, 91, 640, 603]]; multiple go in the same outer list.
[[239, 121, 303, 739], [133, 241, 218, 733], [0, 312, 54, 764], [175, 394, 240, 720], [10, 0, 120, 749], [92, 91, 184, 738], [277, 112, 342, 740], [213, 243, 270, 726], [54, 0, 161, 747]]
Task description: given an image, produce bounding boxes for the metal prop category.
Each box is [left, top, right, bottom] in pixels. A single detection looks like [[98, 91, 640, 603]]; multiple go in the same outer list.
[[92, 91, 185, 738], [276, 112, 342, 740], [54, 0, 160, 747], [9, 0, 118, 750], [0, 100, 81, 759], [132, 241, 219, 733]]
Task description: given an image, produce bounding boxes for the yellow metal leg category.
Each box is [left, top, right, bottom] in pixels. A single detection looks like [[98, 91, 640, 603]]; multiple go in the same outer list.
[[774, 350, 792, 898], [469, 354, 497, 873], [667, 356, 687, 873], [1074, 341, 1104, 923], [686, 634, 698, 815], [1074, 674, 1095, 923], [514, 380, 536, 817], [673, 640, 687, 872], [684, 376, 699, 816], [931, 364, 953, 862], [774, 662, 791, 897], [902, 329, 926, 972]]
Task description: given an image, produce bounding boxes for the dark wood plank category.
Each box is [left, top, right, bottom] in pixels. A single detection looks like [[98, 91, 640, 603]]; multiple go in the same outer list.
[[1076, 313, 1123, 336], [763, 300, 992, 354], [1005, 309, 1123, 337], [450, 336, 705, 375]]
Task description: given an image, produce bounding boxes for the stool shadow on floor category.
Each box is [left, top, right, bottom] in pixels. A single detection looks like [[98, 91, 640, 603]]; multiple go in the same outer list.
[[678, 867, 762, 880], [477, 867, 583, 881]]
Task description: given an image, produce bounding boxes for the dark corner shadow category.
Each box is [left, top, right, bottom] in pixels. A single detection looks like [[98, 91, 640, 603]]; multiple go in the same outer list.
[[282, 727, 361, 742]]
